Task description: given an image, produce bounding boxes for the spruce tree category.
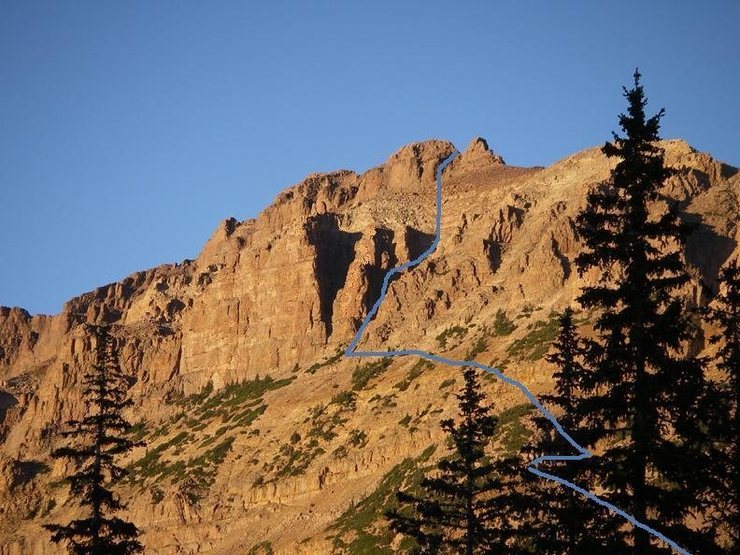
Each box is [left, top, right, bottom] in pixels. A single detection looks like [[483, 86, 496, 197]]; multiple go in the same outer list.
[[524, 308, 623, 554], [44, 325, 144, 555], [704, 260, 740, 552], [571, 69, 712, 553], [385, 367, 530, 554]]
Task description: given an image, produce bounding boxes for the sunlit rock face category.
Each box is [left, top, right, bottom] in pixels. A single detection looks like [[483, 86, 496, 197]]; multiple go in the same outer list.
[[0, 138, 737, 553]]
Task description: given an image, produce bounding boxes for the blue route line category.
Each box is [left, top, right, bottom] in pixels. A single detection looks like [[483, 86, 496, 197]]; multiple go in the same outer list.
[[343, 151, 690, 555]]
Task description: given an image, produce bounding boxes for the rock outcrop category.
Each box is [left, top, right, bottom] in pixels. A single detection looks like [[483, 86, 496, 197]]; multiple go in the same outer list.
[[0, 138, 737, 553]]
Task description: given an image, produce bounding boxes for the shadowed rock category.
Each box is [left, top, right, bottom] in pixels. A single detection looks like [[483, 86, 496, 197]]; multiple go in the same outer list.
[[304, 213, 362, 337]]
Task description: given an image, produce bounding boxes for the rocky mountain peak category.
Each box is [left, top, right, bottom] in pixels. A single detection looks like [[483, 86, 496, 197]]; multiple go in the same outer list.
[[381, 139, 456, 192], [0, 137, 737, 554], [461, 136, 506, 166]]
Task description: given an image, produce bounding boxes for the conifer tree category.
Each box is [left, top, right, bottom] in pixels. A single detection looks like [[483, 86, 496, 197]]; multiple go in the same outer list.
[[524, 308, 623, 554], [385, 367, 530, 554], [571, 70, 712, 553], [44, 325, 143, 555], [704, 260, 740, 552]]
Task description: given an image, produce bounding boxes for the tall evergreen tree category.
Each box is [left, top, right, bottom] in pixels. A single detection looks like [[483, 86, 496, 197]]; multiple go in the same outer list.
[[571, 69, 712, 553], [385, 367, 530, 554], [704, 260, 740, 552], [524, 308, 623, 554], [44, 325, 144, 555]]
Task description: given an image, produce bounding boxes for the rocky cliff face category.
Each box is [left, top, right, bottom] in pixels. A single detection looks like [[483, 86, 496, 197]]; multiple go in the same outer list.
[[0, 137, 737, 554]]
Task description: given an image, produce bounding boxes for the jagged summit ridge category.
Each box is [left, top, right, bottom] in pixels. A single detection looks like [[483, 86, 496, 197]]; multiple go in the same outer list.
[[0, 137, 737, 554], [462, 136, 506, 165]]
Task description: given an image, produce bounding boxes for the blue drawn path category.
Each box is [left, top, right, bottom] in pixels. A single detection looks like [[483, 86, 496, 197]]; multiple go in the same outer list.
[[343, 151, 689, 555]]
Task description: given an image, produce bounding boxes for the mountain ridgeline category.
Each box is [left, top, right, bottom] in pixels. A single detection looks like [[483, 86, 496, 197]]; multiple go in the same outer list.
[[0, 135, 738, 553]]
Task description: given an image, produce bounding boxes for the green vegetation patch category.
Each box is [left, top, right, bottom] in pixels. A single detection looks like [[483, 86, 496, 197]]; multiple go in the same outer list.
[[464, 335, 488, 361], [270, 441, 326, 479], [306, 347, 344, 374], [348, 429, 368, 448], [194, 375, 295, 417], [394, 360, 433, 392], [435, 325, 467, 350], [331, 390, 357, 410], [179, 381, 213, 406], [438, 377, 456, 390], [506, 313, 560, 361], [351, 358, 392, 391], [266, 388, 361, 480], [327, 445, 436, 553], [492, 309, 517, 336], [126, 433, 235, 502], [247, 540, 274, 555], [126, 421, 148, 443], [333, 445, 349, 459], [127, 431, 194, 481], [481, 361, 507, 382], [126, 375, 292, 498], [496, 404, 534, 454], [369, 393, 398, 414]]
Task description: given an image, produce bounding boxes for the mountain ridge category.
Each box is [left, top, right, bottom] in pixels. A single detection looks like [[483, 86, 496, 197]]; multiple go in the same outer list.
[[0, 137, 737, 554]]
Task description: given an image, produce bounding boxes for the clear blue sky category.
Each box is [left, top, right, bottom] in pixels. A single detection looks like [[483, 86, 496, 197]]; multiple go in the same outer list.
[[1, 1, 738, 315]]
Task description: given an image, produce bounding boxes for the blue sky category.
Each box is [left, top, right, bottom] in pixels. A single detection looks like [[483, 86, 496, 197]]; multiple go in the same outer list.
[[1, 1, 738, 315]]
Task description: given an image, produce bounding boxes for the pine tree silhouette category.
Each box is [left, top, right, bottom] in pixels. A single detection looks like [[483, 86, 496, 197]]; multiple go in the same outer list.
[[44, 325, 144, 555], [571, 69, 713, 553], [704, 260, 740, 552], [523, 308, 623, 554], [385, 367, 530, 554]]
